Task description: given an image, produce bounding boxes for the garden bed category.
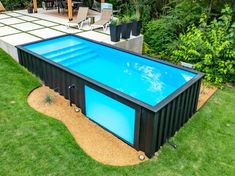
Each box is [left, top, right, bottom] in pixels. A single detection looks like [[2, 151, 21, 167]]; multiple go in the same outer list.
[[197, 84, 217, 110], [28, 86, 147, 166]]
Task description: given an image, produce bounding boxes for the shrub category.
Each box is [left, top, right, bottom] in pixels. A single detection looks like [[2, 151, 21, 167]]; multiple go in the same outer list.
[[144, 0, 204, 54], [110, 18, 121, 26], [44, 93, 54, 104], [171, 6, 235, 85], [144, 16, 177, 53]]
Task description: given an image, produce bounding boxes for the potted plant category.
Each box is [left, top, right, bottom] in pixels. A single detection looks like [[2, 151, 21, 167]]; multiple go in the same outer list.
[[121, 15, 133, 39], [25, 1, 33, 13], [131, 14, 142, 36], [110, 18, 122, 42]]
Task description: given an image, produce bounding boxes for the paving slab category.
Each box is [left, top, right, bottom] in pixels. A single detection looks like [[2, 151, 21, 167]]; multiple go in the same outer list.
[[29, 28, 64, 39], [33, 20, 58, 27], [0, 33, 40, 46], [18, 16, 39, 21], [77, 30, 143, 53], [0, 9, 143, 62], [0, 26, 21, 37], [11, 22, 44, 32], [0, 18, 26, 25], [51, 25, 82, 34], [76, 31, 117, 45], [0, 14, 10, 19], [5, 12, 23, 17]]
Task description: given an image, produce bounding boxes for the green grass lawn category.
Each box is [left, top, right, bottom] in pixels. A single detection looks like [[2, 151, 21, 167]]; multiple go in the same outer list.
[[0, 49, 234, 176]]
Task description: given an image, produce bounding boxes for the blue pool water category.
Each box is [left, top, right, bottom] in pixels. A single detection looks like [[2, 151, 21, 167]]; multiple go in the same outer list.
[[24, 35, 196, 106]]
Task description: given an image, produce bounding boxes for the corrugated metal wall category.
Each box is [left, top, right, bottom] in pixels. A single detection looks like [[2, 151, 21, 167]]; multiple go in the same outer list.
[[139, 80, 201, 157], [19, 50, 82, 108], [18, 49, 202, 158]]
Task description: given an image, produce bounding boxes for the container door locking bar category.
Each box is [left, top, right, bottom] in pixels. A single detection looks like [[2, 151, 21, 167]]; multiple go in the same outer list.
[[68, 84, 76, 106]]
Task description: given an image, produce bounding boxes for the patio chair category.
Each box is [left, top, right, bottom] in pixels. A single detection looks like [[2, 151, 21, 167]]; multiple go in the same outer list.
[[58, 0, 68, 14], [0, 1, 6, 12], [91, 9, 112, 31], [42, 0, 55, 10], [92, 0, 101, 12], [66, 7, 89, 29]]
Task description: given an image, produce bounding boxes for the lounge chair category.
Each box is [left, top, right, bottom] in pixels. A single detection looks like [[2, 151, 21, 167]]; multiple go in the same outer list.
[[0, 1, 5, 12], [91, 9, 112, 31], [66, 7, 89, 29]]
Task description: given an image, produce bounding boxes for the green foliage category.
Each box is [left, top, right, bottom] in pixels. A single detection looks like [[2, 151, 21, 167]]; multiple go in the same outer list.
[[121, 14, 131, 23], [24, 1, 33, 8], [44, 93, 54, 104], [144, 17, 177, 52], [171, 6, 235, 85], [142, 42, 154, 56], [110, 18, 121, 26], [1, 0, 43, 10], [144, 0, 204, 54], [109, 1, 151, 25], [138, 2, 151, 24], [130, 13, 140, 21]]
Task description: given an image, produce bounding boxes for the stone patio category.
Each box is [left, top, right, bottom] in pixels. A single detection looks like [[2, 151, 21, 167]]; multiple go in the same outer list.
[[0, 9, 143, 61]]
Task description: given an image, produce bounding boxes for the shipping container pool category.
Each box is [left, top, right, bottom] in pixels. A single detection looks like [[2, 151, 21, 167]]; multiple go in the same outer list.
[[17, 35, 204, 157]]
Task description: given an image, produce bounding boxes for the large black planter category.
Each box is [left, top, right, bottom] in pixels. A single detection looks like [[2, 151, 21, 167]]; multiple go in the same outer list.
[[121, 22, 133, 39], [132, 20, 142, 36], [27, 8, 33, 13], [110, 24, 122, 42]]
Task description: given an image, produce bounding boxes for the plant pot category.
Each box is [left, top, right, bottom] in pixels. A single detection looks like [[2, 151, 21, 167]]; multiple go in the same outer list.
[[132, 20, 142, 36], [110, 24, 122, 42], [27, 7, 33, 13], [121, 22, 133, 39]]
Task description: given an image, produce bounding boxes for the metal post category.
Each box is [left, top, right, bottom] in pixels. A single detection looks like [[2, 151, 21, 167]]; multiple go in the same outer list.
[[67, 0, 73, 21], [33, 0, 37, 13]]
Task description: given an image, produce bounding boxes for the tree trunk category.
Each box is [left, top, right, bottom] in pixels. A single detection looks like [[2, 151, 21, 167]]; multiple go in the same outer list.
[[208, 0, 213, 17], [132, 0, 140, 18]]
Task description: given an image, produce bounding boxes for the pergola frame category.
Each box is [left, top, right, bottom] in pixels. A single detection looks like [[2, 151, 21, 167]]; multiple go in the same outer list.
[[33, 0, 105, 20]]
